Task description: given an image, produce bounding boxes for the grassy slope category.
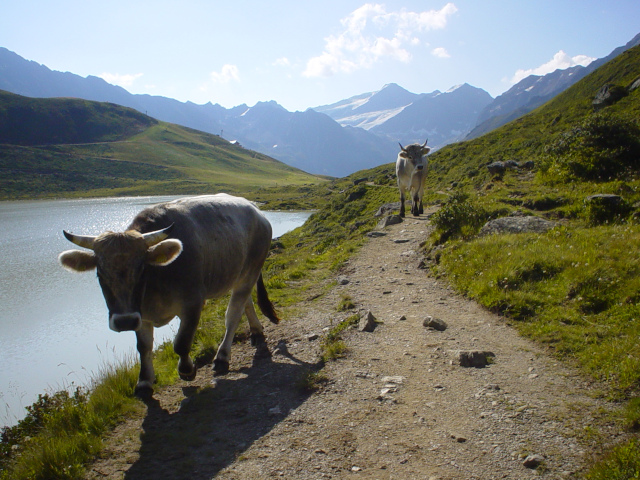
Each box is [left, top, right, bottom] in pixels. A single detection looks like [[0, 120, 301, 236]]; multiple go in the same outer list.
[[0, 91, 325, 199]]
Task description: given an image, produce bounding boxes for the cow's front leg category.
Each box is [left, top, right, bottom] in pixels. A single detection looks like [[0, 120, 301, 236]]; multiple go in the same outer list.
[[135, 322, 155, 396], [214, 290, 250, 375], [412, 193, 421, 216], [399, 191, 406, 217], [174, 305, 202, 381]]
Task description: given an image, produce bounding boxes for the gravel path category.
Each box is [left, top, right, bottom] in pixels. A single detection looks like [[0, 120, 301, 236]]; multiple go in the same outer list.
[[87, 212, 621, 480]]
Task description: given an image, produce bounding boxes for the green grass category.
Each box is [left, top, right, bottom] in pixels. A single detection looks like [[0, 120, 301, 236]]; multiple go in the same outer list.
[[0, 91, 326, 200]]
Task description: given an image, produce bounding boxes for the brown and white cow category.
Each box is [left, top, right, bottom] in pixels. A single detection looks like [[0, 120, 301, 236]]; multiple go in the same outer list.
[[396, 139, 431, 217], [58, 194, 279, 395]]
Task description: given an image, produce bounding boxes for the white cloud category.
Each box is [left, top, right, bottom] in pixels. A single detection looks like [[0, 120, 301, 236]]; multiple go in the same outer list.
[[431, 47, 450, 58], [511, 50, 596, 84], [210, 64, 240, 84], [303, 2, 458, 77], [273, 57, 291, 67], [99, 72, 143, 87]]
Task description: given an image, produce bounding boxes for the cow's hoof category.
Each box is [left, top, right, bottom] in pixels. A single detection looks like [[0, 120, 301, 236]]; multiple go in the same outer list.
[[399, 212, 405, 218], [250, 332, 266, 347], [179, 365, 197, 381], [255, 342, 272, 359], [134, 382, 154, 400], [213, 359, 229, 376]]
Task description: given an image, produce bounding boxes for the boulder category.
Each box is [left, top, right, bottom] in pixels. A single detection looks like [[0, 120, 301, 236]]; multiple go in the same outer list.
[[377, 215, 403, 229], [375, 202, 402, 217], [593, 84, 627, 110], [487, 161, 506, 175], [480, 216, 556, 236], [423, 316, 448, 331]]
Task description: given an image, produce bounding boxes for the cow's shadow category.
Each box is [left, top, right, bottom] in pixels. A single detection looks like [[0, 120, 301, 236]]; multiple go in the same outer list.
[[124, 350, 321, 480]]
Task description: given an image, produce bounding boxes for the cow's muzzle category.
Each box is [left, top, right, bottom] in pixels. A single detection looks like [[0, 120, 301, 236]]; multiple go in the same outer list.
[[110, 313, 142, 332], [416, 164, 424, 171]]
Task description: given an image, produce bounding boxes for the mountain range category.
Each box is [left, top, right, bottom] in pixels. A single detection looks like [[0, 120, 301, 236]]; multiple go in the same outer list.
[[1, 32, 638, 177]]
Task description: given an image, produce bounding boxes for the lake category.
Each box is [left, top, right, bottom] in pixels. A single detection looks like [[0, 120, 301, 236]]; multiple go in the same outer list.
[[0, 196, 311, 426]]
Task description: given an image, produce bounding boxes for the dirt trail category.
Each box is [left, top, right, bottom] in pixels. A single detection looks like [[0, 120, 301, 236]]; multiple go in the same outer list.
[[87, 211, 620, 480]]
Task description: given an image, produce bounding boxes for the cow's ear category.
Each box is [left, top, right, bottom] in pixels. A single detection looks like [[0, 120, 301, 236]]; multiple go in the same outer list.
[[147, 239, 183, 266], [422, 147, 431, 155], [399, 150, 409, 158], [59, 250, 97, 272]]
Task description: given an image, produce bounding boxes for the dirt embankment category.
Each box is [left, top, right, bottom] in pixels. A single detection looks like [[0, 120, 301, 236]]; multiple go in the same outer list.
[[87, 212, 621, 480]]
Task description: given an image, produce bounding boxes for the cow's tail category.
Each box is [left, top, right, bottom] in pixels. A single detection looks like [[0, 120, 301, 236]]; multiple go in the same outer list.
[[257, 272, 280, 324]]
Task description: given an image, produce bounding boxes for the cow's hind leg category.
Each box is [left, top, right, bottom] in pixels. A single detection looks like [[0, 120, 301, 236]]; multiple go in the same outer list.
[[245, 298, 270, 358], [214, 290, 251, 375], [135, 322, 155, 397], [174, 304, 202, 381]]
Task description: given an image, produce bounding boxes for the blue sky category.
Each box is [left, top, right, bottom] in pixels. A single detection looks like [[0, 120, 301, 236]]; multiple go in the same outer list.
[[2, 1, 639, 112]]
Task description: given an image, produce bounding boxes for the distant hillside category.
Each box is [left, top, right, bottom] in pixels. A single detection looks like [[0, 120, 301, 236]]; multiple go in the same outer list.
[[466, 32, 640, 140], [0, 90, 157, 145], [0, 48, 396, 177], [0, 91, 324, 200]]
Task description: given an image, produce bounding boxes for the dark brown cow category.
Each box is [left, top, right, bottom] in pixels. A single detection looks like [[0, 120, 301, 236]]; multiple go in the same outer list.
[[58, 194, 279, 395]]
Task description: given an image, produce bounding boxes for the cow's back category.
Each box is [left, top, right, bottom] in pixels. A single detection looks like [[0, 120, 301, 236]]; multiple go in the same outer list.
[[130, 194, 272, 307]]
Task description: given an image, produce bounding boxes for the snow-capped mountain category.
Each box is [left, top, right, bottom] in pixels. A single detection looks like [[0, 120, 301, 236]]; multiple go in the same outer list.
[[315, 83, 493, 149]]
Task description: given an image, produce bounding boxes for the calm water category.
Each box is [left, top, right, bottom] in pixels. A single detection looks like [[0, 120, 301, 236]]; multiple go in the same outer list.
[[0, 196, 311, 426]]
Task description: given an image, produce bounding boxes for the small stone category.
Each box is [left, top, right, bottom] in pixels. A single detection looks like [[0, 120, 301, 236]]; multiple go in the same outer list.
[[351, 466, 362, 472], [523, 454, 544, 469], [268, 406, 282, 416], [307, 333, 319, 341], [337, 275, 350, 285], [366, 231, 387, 238], [456, 350, 495, 368], [398, 315, 407, 321], [359, 310, 378, 332], [423, 316, 447, 331]]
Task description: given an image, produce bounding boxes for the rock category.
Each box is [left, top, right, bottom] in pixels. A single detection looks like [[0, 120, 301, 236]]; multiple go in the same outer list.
[[393, 238, 410, 243], [337, 275, 350, 285], [423, 316, 447, 331], [479, 216, 556, 236], [523, 454, 544, 469], [366, 231, 387, 238], [377, 215, 403, 228], [273, 340, 289, 356], [585, 193, 622, 206], [268, 405, 283, 416], [359, 311, 378, 332], [307, 333, 319, 341], [504, 160, 519, 169], [487, 161, 506, 175], [454, 350, 495, 368], [375, 202, 402, 217], [628, 76, 640, 93], [380, 375, 404, 385], [593, 84, 627, 110], [521, 160, 535, 170]]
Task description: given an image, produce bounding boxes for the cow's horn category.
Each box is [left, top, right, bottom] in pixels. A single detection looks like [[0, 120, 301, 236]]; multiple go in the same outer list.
[[142, 224, 174, 247], [398, 142, 406, 151], [63, 230, 97, 250], [422, 138, 429, 147]]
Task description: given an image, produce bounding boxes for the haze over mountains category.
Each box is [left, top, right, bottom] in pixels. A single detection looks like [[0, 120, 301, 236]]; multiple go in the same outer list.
[[1, 31, 638, 177]]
